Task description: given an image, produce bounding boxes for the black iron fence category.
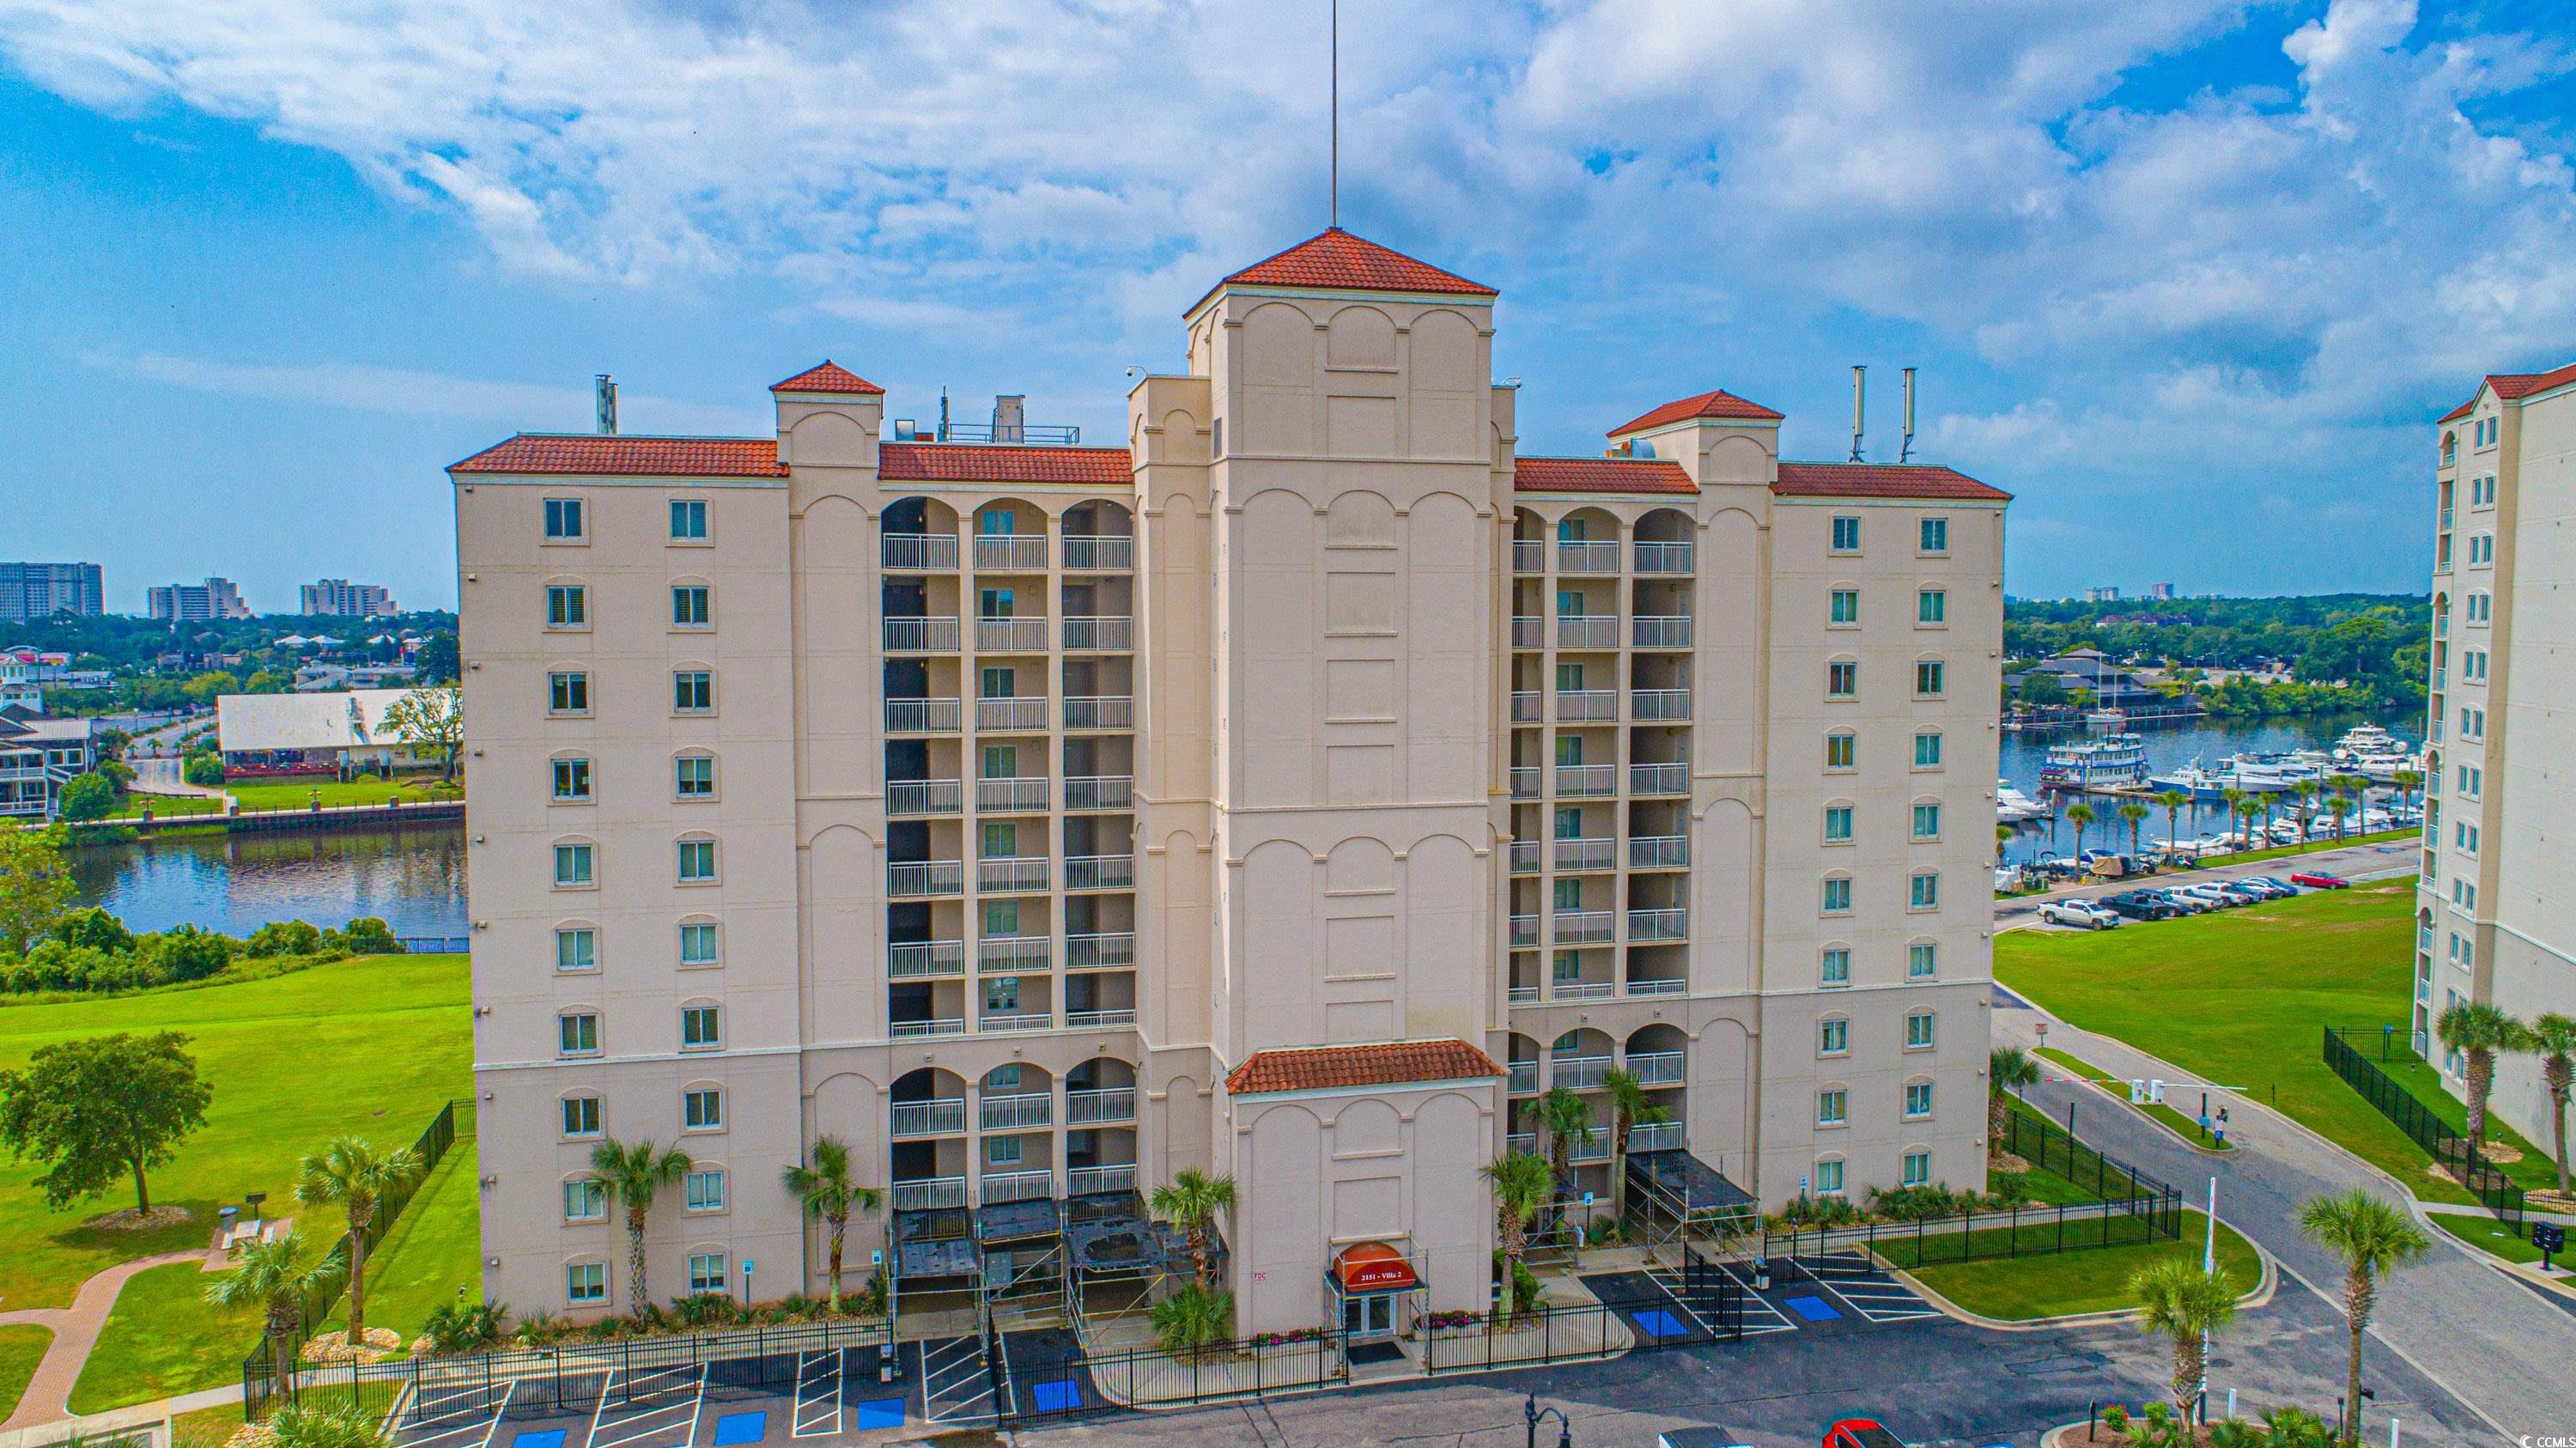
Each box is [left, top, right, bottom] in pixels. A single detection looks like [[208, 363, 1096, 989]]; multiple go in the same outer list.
[[2324, 1025, 2525, 1229], [1994, 1099, 2160, 1202]]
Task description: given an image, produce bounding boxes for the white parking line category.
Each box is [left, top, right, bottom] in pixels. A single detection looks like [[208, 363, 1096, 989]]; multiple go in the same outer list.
[[1807, 1269, 1941, 1323], [403, 1379, 515, 1448], [1715, 1260, 1797, 1336], [791, 1348, 844, 1439], [583, 1364, 707, 1448]]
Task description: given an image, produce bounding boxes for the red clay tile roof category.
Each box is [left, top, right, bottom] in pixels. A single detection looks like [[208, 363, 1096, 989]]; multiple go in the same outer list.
[[1514, 456, 1697, 496], [2439, 400, 2475, 424], [2439, 358, 2576, 423], [771, 361, 885, 395], [1772, 461, 2010, 502], [1608, 388, 1785, 436], [1224, 1039, 1504, 1096], [449, 435, 786, 478], [878, 442, 1134, 486], [1210, 228, 1495, 303]]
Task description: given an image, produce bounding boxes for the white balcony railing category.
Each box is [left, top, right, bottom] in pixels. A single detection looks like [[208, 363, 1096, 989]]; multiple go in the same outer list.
[[1628, 907, 1689, 942], [1062, 616, 1133, 652], [1626, 976, 1686, 996], [1508, 982, 1540, 1004], [1552, 980, 1615, 1001], [1507, 1061, 1540, 1096], [1631, 615, 1693, 648], [1508, 841, 1540, 874], [1557, 615, 1619, 650], [1553, 837, 1613, 872], [976, 696, 1048, 731], [1510, 691, 1542, 724], [1553, 910, 1613, 945], [1065, 776, 1133, 811], [888, 861, 965, 897], [1060, 535, 1134, 572], [883, 616, 961, 653], [888, 940, 967, 978], [1066, 932, 1137, 970], [975, 617, 1050, 653], [1063, 695, 1133, 731], [1067, 1163, 1138, 1196], [977, 935, 1051, 973], [889, 1017, 966, 1040], [891, 1175, 968, 1211], [1627, 1120, 1684, 1153], [1626, 1049, 1686, 1086], [1570, 1128, 1611, 1162], [1510, 766, 1540, 800], [1629, 835, 1688, 869], [1066, 1087, 1137, 1125], [1631, 762, 1687, 795], [890, 1098, 967, 1137], [1631, 689, 1692, 721], [888, 779, 963, 815], [1505, 1131, 1538, 1156], [1066, 855, 1135, 891], [1509, 914, 1540, 948], [1511, 539, 1545, 575], [976, 776, 1051, 813], [1556, 764, 1615, 797], [1557, 690, 1618, 722], [979, 856, 1051, 893], [1552, 1054, 1612, 1091], [1558, 541, 1619, 575], [974, 535, 1048, 571], [883, 533, 959, 571], [885, 697, 963, 733], [1064, 1007, 1137, 1029], [1633, 540, 1694, 575], [981, 1012, 1056, 1034], [981, 1092, 1054, 1131], [980, 1168, 1054, 1204], [1511, 616, 1542, 649]]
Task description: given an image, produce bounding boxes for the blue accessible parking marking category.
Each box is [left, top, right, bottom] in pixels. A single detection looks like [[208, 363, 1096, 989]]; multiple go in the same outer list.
[[1628, 1309, 1689, 1340], [1783, 1294, 1843, 1322], [711, 1413, 766, 1446], [1032, 1379, 1084, 1413], [513, 1434, 567, 1448], [852, 1401, 905, 1431]]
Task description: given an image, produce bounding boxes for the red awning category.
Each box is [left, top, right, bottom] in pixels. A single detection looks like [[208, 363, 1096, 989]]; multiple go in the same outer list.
[[1334, 1241, 1419, 1292]]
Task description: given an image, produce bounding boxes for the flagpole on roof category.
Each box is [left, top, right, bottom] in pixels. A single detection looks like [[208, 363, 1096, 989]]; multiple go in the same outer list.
[[1329, 0, 1339, 228]]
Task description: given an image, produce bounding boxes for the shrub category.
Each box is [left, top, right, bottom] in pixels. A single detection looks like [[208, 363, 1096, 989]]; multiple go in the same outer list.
[[246, 920, 325, 958], [337, 917, 403, 954], [267, 1402, 391, 1448], [1149, 1285, 1233, 1358], [58, 773, 119, 822], [1866, 1183, 1983, 1221], [853, 1268, 889, 1318], [143, 925, 236, 983], [417, 1297, 507, 1354], [1984, 1171, 2034, 1208], [51, 907, 134, 954], [1775, 1195, 1864, 1229], [183, 751, 225, 787]]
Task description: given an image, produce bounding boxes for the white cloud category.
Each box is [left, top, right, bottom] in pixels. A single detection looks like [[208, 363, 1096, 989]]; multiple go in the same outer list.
[[91, 350, 767, 435]]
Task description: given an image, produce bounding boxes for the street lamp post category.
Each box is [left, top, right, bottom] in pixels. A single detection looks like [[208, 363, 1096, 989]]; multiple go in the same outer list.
[[1525, 1394, 1574, 1448]]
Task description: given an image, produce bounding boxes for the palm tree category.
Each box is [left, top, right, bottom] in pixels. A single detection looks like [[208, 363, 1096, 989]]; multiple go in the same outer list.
[[2219, 785, 2246, 838], [2298, 1189, 2430, 1445], [2290, 778, 2320, 849], [2065, 800, 2096, 858], [1148, 1284, 1232, 1359], [2324, 794, 2354, 842], [206, 1229, 343, 1397], [2391, 768, 2422, 818], [589, 1138, 692, 1313], [293, 1135, 424, 1347], [1601, 1068, 1670, 1221], [2327, 773, 2365, 839], [2435, 1001, 2530, 1148], [781, 1135, 883, 1312], [1481, 1150, 1555, 1320], [1996, 822, 2015, 864], [2154, 788, 2190, 855], [2235, 797, 2268, 851], [1990, 1045, 2040, 1144], [2117, 800, 2150, 859], [2530, 1013, 2576, 1197], [1536, 1086, 1593, 1189], [1149, 1169, 1238, 1290], [2129, 1256, 2239, 1424]]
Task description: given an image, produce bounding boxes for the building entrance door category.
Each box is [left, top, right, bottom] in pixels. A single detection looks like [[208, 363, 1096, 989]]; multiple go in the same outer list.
[[1342, 1291, 1396, 1341]]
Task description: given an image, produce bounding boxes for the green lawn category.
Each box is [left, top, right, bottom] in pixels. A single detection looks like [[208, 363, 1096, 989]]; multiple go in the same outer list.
[[1902, 1210, 2262, 1319], [321, 1138, 483, 1343], [0, 1324, 52, 1422], [1996, 1097, 2129, 1206], [2184, 826, 2418, 869], [2425, 1211, 2549, 1266], [2034, 1047, 2233, 1152], [222, 777, 459, 812], [2372, 1053, 2566, 1197], [1996, 881, 2478, 1204], [68, 1259, 264, 1412], [99, 791, 228, 820]]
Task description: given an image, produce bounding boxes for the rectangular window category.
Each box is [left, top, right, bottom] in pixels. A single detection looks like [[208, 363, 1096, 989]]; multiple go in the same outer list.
[[1915, 660, 1946, 697], [1823, 806, 1854, 843], [562, 1095, 601, 1137], [1816, 1159, 1846, 1195], [979, 587, 1015, 618], [556, 928, 597, 972], [981, 666, 1018, 698], [679, 922, 720, 966], [1912, 803, 1941, 840], [555, 843, 594, 887], [1820, 948, 1850, 987], [544, 498, 586, 540], [1817, 1089, 1848, 1126], [987, 1135, 1024, 1165], [552, 757, 592, 801], [1822, 877, 1852, 914], [677, 839, 717, 882], [1554, 806, 1583, 840], [567, 1262, 607, 1304], [1902, 1150, 1931, 1188], [670, 499, 708, 540], [688, 1251, 726, 1294], [982, 744, 1019, 780], [684, 1170, 726, 1212], [547, 585, 586, 628], [1830, 516, 1861, 552], [984, 899, 1021, 935], [979, 506, 1017, 536], [1554, 734, 1585, 766], [1819, 1019, 1848, 1055], [683, 1088, 723, 1130], [1908, 943, 1937, 979], [1825, 733, 1855, 770], [982, 821, 1018, 858], [1827, 661, 1857, 697], [1917, 589, 1946, 624], [558, 1013, 599, 1056], [1910, 872, 1940, 910], [1913, 731, 1941, 768], [1555, 588, 1585, 618], [681, 1005, 721, 1049], [1555, 661, 1585, 692], [673, 670, 713, 712], [675, 757, 715, 798], [984, 976, 1022, 1012], [987, 1065, 1022, 1090], [1557, 517, 1588, 542], [671, 586, 711, 628], [564, 1178, 606, 1221], [1553, 878, 1583, 911], [1905, 1081, 1934, 1118], [1830, 589, 1858, 624], [1918, 517, 1947, 554], [1906, 1012, 1935, 1049], [550, 672, 590, 714], [1552, 949, 1581, 984]]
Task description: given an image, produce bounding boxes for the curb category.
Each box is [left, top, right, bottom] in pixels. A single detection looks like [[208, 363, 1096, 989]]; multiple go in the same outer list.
[[1884, 1225, 2273, 1333]]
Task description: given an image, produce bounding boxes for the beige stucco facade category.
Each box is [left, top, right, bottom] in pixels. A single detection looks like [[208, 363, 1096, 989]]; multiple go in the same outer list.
[[452, 231, 2008, 1336]]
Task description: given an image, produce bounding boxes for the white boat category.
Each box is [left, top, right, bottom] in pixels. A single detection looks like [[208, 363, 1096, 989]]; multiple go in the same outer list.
[[2040, 711, 2150, 790], [1997, 781, 2050, 824]]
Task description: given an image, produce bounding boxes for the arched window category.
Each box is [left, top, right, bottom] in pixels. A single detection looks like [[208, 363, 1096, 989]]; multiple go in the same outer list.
[[673, 749, 717, 801], [676, 832, 719, 885], [677, 915, 721, 969], [553, 921, 598, 973], [1816, 1015, 1850, 1056]]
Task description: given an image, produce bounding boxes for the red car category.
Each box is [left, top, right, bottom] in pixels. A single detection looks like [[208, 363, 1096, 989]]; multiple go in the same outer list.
[[2289, 872, 2350, 889], [1824, 1421, 1905, 1448]]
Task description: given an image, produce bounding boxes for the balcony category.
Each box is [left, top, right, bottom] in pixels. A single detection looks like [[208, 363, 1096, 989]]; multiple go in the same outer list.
[[2432, 668, 2445, 691], [1628, 1120, 1683, 1153], [978, 935, 1052, 973], [1508, 982, 1540, 1004], [1066, 855, 1136, 891], [1631, 615, 1692, 649], [1066, 1087, 1137, 1125], [980, 1168, 1054, 1205], [1555, 764, 1615, 798], [976, 696, 1049, 731], [1626, 1049, 1686, 1086], [1066, 932, 1136, 970], [890, 1098, 967, 1137], [1067, 1163, 1138, 1196], [890, 1017, 967, 1040], [1626, 976, 1686, 996], [1630, 762, 1687, 796], [1511, 539, 1545, 575], [1510, 691, 1541, 724], [974, 535, 1048, 572], [1570, 1128, 1610, 1163], [1631, 689, 1691, 721], [1062, 535, 1134, 572], [1065, 776, 1133, 811], [1505, 1131, 1538, 1156], [1552, 1054, 1612, 1091], [884, 616, 961, 653], [1507, 1061, 1540, 1096], [1557, 541, 1619, 575], [1065, 1007, 1138, 1029], [981, 1012, 1057, 1034], [2439, 506, 2455, 530], [1511, 616, 1542, 650], [1553, 837, 1613, 873], [1633, 541, 1693, 575], [1629, 835, 1688, 869], [975, 617, 1050, 654], [886, 697, 963, 734], [1508, 841, 1540, 875], [883, 533, 959, 571], [981, 1091, 1054, 1131], [1556, 691, 1617, 722], [888, 940, 967, 978], [1510, 766, 1540, 800], [1557, 615, 1619, 650], [1552, 980, 1615, 1001], [888, 861, 965, 897], [977, 776, 1051, 813], [979, 856, 1051, 893], [1509, 914, 1540, 948], [888, 779, 963, 816], [891, 1176, 969, 1211], [1628, 907, 1689, 942], [1064, 696, 1133, 731], [1062, 616, 1133, 652], [1553, 910, 1613, 945]]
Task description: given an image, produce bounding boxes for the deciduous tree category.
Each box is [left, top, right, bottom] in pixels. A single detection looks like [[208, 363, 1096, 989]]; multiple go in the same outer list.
[[0, 1031, 212, 1213]]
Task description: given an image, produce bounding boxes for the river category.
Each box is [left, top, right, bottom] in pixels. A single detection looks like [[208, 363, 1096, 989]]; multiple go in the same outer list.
[[67, 822, 469, 939]]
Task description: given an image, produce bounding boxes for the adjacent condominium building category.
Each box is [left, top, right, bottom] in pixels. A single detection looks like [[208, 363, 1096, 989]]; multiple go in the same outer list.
[[2422, 358, 2576, 1152], [0, 563, 104, 623], [147, 576, 252, 622], [301, 578, 400, 618], [453, 229, 2009, 1335]]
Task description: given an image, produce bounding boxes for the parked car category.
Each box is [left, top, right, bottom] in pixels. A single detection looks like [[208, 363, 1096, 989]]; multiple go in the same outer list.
[[2142, 888, 2212, 914], [2246, 875, 2302, 897], [1823, 1422, 1905, 1448], [2209, 880, 2271, 904], [2289, 872, 2351, 889], [2234, 877, 2295, 900], [2178, 883, 2245, 909], [2039, 900, 2123, 929], [2100, 891, 2179, 921]]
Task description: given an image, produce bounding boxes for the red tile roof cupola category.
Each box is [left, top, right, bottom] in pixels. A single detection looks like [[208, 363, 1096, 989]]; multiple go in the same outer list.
[[770, 360, 886, 396], [1607, 388, 1785, 436], [1192, 228, 1496, 314]]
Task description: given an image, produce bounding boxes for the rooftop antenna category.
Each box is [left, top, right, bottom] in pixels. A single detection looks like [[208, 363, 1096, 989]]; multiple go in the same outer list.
[[1849, 365, 1866, 463], [1899, 367, 1917, 463], [1329, 0, 1340, 228], [939, 386, 951, 443], [594, 374, 617, 435]]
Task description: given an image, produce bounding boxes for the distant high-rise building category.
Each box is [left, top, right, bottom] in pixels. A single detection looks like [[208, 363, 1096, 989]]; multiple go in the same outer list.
[[147, 577, 252, 622], [2144, 582, 2176, 600], [300, 579, 399, 618], [0, 563, 104, 623], [2083, 586, 2121, 603]]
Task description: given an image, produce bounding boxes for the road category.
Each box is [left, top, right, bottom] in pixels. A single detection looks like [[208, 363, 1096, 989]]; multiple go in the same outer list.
[[1996, 835, 2422, 932], [1992, 994, 2576, 1442]]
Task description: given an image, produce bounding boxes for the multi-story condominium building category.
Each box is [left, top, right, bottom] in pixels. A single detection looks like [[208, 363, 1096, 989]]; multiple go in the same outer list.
[[301, 578, 400, 618], [0, 709, 95, 819], [2421, 358, 2576, 1151], [0, 563, 104, 623], [147, 576, 252, 622], [453, 228, 2008, 1336]]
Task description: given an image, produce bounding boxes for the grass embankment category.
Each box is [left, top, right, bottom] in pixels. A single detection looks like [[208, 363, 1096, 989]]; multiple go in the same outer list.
[[2371, 1053, 2565, 1200], [222, 776, 459, 812], [2184, 825, 2418, 869], [319, 1137, 483, 1342], [0, 1326, 52, 1422], [2033, 1047, 2233, 1153], [0, 955, 474, 1412], [1901, 1209, 2261, 1319], [2427, 1211, 2554, 1267], [1996, 881, 2487, 1205]]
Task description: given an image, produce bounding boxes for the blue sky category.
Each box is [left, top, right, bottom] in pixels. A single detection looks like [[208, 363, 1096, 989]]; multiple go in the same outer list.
[[4, 0, 2573, 612]]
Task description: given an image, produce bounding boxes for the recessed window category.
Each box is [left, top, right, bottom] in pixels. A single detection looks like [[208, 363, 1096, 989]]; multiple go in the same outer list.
[[1902, 1149, 1931, 1188], [1917, 517, 1947, 555], [1906, 1011, 1935, 1049], [1815, 1158, 1846, 1195], [1830, 516, 1861, 553], [1823, 877, 1852, 915], [1825, 732, 1856, 770], [671, 585, 712, 629], [562, 1094, 601, 1137], [1905, 1080, 1935, 1118], [683, 1087, 724, 1130], [549, 672, 591, 715], [1827, 660, 1857, 697], [987, 1135, 1024, 1166], [1917, 589, 1946, 625], [1817, 1088, 1848, 1126], [1911, 803, 1941, 840], [552, 757, 592, 802], [1915, 660, 1946, 697], [1819, 1019, 1849, 1055], [675, 756, 715, 799], [1910, 871, 1940, 910], [688, 1251, 727, 1294], [679, 922, 720, 968], [1820, 947, 1850, 987], [985, 976, 1022, 1013], [547, 585, 588, 629], [681, 1004, 721, 1049], [555, 928, 597, 972], [558, 1012, 599, 1056], [673, 670, 714, 713], [1829, 589, 1859, 625], [555, 843, 595, 888], [683, 1169, 726, 1212], [1913, 731, 1942, 769], [1823, 805, 1854, 843], [1908, 943, 1937, 980], [544, 498, 586, 541], [564, 1178, 607, 1221], [567, 1262, 608, 1305], [677, 838, 717, 883], [670, 499, 709, 541]]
